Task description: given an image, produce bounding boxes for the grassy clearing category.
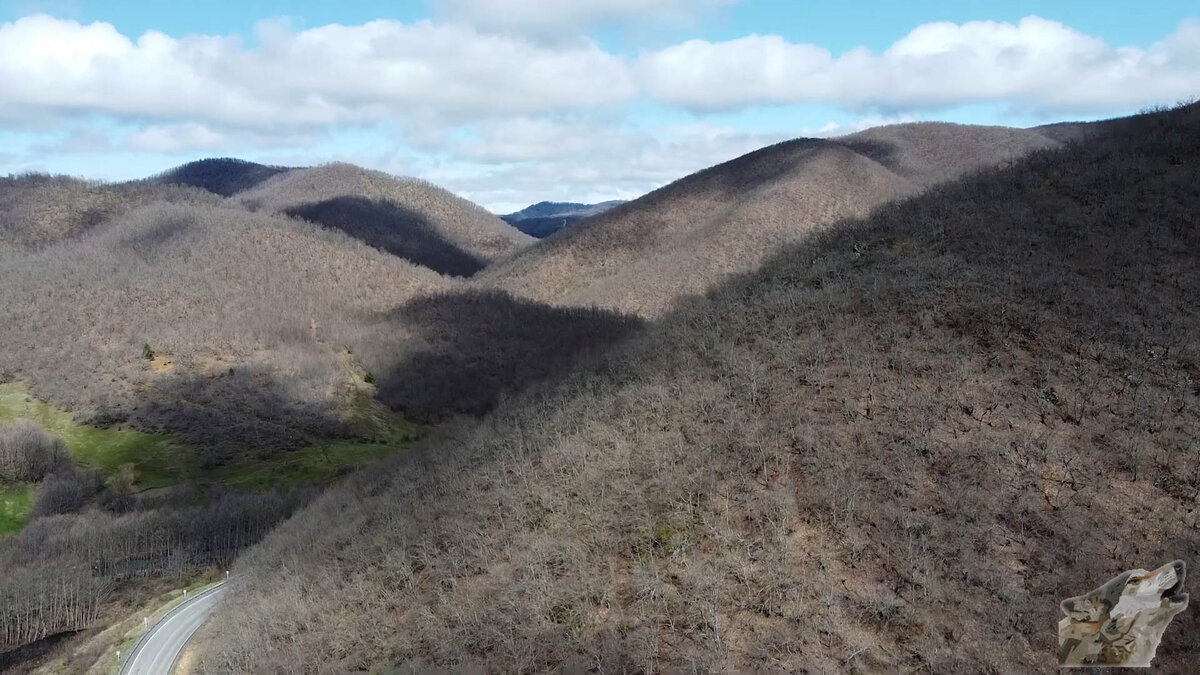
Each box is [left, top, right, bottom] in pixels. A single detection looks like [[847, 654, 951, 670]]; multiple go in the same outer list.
[[0, 483, 33, 534], [0, 381, 184, 489], [1, 381, 183, 485], [0, 381, 423, 495]]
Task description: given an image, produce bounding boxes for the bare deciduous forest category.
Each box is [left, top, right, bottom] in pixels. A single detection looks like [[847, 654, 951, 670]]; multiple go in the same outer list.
[[482, 122, 1068, 316], [0, 416, 310, 657], [0, 174, 218, 259], [2, 101, 1197, 673], [236, 162, 534, 264], [195, 104, 1199, 672], [0, 155, 635, 667]]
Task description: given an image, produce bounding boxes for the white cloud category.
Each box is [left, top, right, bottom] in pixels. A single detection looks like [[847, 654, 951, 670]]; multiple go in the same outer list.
[[410, 118, 798, 212], [125, 123, 230, 153], [0, 15, 635, 130], [637, 16, 1200, 113], [431, 0, 739, 36], [1, 11, 1198, 210]]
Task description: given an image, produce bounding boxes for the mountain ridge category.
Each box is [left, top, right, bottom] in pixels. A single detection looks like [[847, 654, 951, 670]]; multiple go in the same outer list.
[[482, 121, 1067, 316]]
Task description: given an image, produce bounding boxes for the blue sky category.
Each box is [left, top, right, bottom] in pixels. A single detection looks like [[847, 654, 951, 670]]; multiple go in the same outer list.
[[0, 0, 1197, 211]]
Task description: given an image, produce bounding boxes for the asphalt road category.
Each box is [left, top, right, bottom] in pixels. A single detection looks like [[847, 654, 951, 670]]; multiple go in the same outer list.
[[121, 582, 226, 675]]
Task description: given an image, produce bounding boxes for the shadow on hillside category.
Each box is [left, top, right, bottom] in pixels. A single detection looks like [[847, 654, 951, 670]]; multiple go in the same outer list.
[[106, 362, 350, 467], [154, 158, 291, 197], [377, 290, 643, 421], [287, 196, 486, 277], [836, 138, 900, 171]]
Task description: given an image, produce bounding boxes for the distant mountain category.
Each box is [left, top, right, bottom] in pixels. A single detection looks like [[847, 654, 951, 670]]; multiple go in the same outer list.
[[150, 158, 291, 197], [501, 200, 626, 238], [482, 122, 1071, 316], [238, 163, 534, 270]]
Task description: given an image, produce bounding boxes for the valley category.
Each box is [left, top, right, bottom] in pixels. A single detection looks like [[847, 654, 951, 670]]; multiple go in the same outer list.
[[1, 98, 1197, 673]]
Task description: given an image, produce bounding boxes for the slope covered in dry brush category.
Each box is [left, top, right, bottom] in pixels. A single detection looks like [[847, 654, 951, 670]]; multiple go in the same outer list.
[[483, 122, 1069, 317], [238, 162, 533, 266], [0, 173, 217, 260], [201, 104, 1199, 673]]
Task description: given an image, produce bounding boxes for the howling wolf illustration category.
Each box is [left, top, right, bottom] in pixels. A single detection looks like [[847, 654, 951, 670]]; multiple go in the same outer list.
[[1058, 560, 1188, 667]]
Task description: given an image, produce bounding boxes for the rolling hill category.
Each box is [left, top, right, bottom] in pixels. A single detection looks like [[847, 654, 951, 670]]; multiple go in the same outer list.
[[236, 163, 534, 273], [0, 200, 454, 458], [0, 174, 217, 260], [481, 122, 1068, 316], [199, 104, 1199, 672], [0, 166, 639, 665]]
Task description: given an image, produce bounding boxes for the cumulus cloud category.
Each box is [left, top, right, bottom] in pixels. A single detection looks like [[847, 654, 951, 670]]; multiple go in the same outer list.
[[124, 123, 230, 153], [637, 16, 1200, 113], [2, 11, 1198, 209], [431, 0, 740, 36], [415, 118, 800, 212], [0, 14, 635, 131]]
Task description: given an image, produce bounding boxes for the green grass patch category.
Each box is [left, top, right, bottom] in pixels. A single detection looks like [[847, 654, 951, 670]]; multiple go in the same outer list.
[[0, 381, 186, 489], [0, 483, 34, 534], [0, 381, 424, 495]]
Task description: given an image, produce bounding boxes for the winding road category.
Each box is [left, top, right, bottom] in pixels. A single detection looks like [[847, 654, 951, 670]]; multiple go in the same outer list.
[[120, 582, 226, 675]]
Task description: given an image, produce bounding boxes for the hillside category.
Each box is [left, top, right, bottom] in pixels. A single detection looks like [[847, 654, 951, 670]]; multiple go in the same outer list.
[[150, 158, 291, 197], [0, 180, 638, 664], [199, 104, 1199, 672], [0, 174, 217, 260], [481, 122, 1064, 316], [237, 163, 534, 271], [0, 200, 454, 459], [502, 200, 626, 238]]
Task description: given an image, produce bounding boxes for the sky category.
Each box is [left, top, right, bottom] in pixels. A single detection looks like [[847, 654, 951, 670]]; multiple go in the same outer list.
[[0, 1, 1197, 213]]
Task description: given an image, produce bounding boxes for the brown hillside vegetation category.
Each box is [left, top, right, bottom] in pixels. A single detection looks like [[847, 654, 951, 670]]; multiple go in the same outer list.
[[0, 196, 638, 459], [237, 163, 534, 265], [200, 104, 1199, 673], [0, 187, 636, 664], [482, 123, 1066, 316], [0, 201, 452, 456], [0, 174, 217, 260]]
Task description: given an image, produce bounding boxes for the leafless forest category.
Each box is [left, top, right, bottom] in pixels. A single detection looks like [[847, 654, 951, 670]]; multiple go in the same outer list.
[[482, 122, 1065, 316], [0, 156, 633, 665], [197, 104, 1199, 672], [1, 104, 1196, 672], [0, 417, 310, 656]]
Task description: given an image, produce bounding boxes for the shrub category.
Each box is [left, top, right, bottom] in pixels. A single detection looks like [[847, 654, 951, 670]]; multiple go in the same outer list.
[[0, 419, 70, 483], [29, 468, 104, 517]]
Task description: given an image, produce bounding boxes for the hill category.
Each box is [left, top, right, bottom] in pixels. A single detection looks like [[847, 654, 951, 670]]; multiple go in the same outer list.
[[502, 200, 626, 238], [0, 200, 454, 459], [237, 163, 534, 272], [481, 122, 1064, 316], [149, 158, 291, 197], [200, 104, 1199, 672], [0, 185, 638, 663], [0, 174, 217, 260]]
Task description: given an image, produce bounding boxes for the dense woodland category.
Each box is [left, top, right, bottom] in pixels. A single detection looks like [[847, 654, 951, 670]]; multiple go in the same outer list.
[[1, 104, 1197, 671], [198, 104, 1199, 672], [0, 156, 632, 665]]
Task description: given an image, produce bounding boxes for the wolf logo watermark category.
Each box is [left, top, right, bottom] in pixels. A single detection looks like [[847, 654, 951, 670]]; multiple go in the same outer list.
[[1058, 560, 1188, 667]]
